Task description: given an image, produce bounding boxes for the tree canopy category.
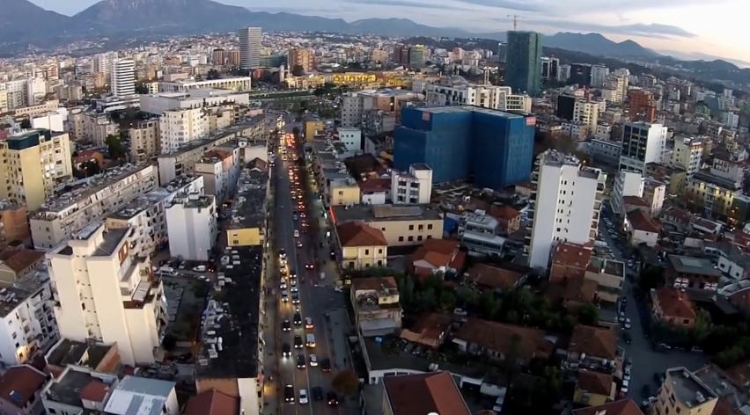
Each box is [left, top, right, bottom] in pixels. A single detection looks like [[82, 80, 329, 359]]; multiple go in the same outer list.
[[105, 134, 126, 160]]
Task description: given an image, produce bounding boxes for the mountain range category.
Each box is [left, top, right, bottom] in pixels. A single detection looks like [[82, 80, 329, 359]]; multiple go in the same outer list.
[[1, 0, 748, 85]]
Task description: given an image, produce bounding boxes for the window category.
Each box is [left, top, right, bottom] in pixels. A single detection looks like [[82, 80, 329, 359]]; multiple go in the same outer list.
[[427, 224, 433, 230], [417, 235, 423, 241], [365, 249, 369, 255], [408, 224, 414, 230], [408, 236, 413, 242], [398, 236, 404, 242], [378, 249, 383, 254]]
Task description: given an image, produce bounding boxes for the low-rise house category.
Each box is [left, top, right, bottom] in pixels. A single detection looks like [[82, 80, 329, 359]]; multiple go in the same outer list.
[[0, 365, 47, 415], [410, 238, 465, 279], [546, 275, 598, 310], [453, 318, 552, 364], [350, 277, 403, 337], [489, 204, 522, 235], [572, 399, 644, 415], [336, 222, 388, 270], [584, 257, 625, 306], [184, 389, 239, 415], [550, 242, 593, 282], [358, 178, 390, 205], [625, 208, 660, 247], [567, 325, 618, 369], [103, 376, 178, 415], [573, 370, 615, 407], [622, 196, 650, 216], [400, 313, 452, 349], [666, 254, 721, 292], [720, 280, 750, 314], [651, 287, 697, 328], [693, 364, 750, 415], [716, 242, 750, 280], [382, 372, 472, 415], [465, 263, 527, 292]]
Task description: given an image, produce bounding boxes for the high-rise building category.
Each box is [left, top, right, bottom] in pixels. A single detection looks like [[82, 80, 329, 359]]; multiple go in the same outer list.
[[212, 48, 226, 65], [159, 108, 208, 154], [239, 27, 262, 70], [0, 129, 73, 210], [425, 78, 531, 112], [629, 89, 658, 123], [573, 100, 600, 132], [409, 45, 425, 68], [227, 50, 241, 67], [619, 122, 668, 174], [394, 106, 535, 190], [288, 47, 314, 74], [165, 193, 217, 261], [590, 65, 610, 88], [505, 31, 542, 96], [526, 151, 606, 269], [671, 137, 704, 176], [47, 223, 166, 366], [111, 58, 135, 96], [569, 63, 592, 86]]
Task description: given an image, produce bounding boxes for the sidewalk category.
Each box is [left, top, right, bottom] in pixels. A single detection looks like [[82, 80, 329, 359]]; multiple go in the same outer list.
[[261, 168, 281, 415]]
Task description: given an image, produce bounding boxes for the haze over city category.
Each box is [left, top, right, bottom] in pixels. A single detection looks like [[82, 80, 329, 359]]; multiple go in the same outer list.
[[30, 0, 749, 65]]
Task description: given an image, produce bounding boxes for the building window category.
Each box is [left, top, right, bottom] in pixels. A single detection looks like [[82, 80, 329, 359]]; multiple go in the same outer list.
[[417, 235, 423, 241], [365, 249, 369, 255], [408, 236, 414, 242], [408, 224, 414, 230], [427, 224, 433, 230], [378, 249, 383, 254], [398, 236, 404, 242]]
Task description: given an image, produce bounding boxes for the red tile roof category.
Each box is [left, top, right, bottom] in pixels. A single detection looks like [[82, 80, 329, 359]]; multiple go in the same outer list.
[[577, 370, 613, 396], [0, 365, 46, 408], [572, 399, 644, 415], [351, 276, 397, 292], [467, 263, 523, 291], [400, 313, 452, 348], [358, 178, 391, 193], [627, 209, 661, 233], [552, 242, 593, 269], [383, 372, 471, 415], [489, 204, 520, 221], [0, 249, 44, 274], [455, 318, 551, 360], [654, 287, 696, 320], [184, 389, 240, 415], [623, 195, 649, 207], [80, 380, 109, 402], [337, 222, 387, 247], [411, 239, 464, 274], [569, 325, 618, 360]]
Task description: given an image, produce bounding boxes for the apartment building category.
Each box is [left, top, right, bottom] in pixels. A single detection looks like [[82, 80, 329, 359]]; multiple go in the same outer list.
[[642, 178, 666, 217], [195, 149, 240, 203], [382, 372, 471, 415], [654, 368, 717, 415], [83, 112, 119, 146], [572, 100, 601, 133], [424, 78, 530, 112], [587, 138, 622, 166], [331, 204, 443, 247], [0, 201, 30, 244], [288, 48, 315, 73], [338, 128, 362, 153], [350, 277, 402, 337], [0, 129, 73, 211], [47, 223, 166, 365], [30, 164, 158, 249], [327, 177, 361, 206], [686, 158, 744, 219], [340, 89, 421, 128], [336, 222, 388, 270], [667, 255, 721, 292], [159, 108, 209, 154], [111, 58, 135, 97], [527, 150, 606, 270], [226, 167, 268, 247], [671, 137, 704, 176], [158, 77, 252, 93], [140, 89, 250, 115], [391, 163, 432, 204], [128, 119, 160, 164], [166, 193, 217, 261], [619, 122, 668, 174], [611, 170, 644, 216], [0, 272, 58, 367], [459, 210, 507, 257], [157, 118, 264, 185]]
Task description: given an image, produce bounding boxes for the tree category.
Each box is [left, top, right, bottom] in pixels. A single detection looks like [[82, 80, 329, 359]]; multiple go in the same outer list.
[[332, 370, 359, 396], [291, 65, 305, 77], [105, 134, 126, 160], [638, 265, 665, 292], [74, 160, 101, 179], [577, 303, 600, 326], [134, 83, 149, 94]]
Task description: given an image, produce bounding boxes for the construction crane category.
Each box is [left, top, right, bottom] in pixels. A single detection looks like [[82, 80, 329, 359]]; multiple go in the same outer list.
[[507, 14, 522, 31]]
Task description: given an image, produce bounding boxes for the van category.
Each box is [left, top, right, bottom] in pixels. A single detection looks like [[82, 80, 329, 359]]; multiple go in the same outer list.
[[306, 333, 316, 348]]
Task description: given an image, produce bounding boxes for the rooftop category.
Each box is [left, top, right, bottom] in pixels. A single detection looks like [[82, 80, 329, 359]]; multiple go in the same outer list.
[[577, 370, 613, 396], [170, 194, 214, 210], [654, 287, 696, 320], [0, 273, 47, 318], [572, 399, 644, 415], [383, 372, 472, 415], [454, 318, 551, 360], [331, 204, 442, 224], [157, 117, 263, 158], [692, 170, 741, 192], [412, 105, 525, 119], [107, 188, 174, 220], [197, 246, 262, 379], [145, 88, 242, 100], [587, 257, 625, 279], [337, 222, 388, 247], [227, 168, 268, 230], [0, 365, 47, 409], [568, 325, 618, 360], [103, 376, 175, 415], [45, 367, 112, 408], [693, 364, 749, 412], [552, 242, 593, 269], [627, 209, 661, 233], [668, 255, 721, 278], [46, 339, 115, 371], [665, 367, 718, 408], [184, 389, 239, 415]]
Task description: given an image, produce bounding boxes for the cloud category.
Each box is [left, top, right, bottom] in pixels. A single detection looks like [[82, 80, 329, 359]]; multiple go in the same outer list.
[[343, 0, 469, 11], [451, 0, 544, 12], [510, 19, 697, 38], [543, 0, 733, 12]]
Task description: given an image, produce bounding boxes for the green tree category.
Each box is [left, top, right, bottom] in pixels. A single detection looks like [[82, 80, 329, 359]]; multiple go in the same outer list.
[[134, 83, 149, 94], [440, 290, 456, 312], [332, 370, 359, 396], [105, 134, 126, 160], [577, 303, 600, 326], [638, 265, 665, 292]]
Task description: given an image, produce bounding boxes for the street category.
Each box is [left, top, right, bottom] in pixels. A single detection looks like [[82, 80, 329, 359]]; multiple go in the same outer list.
[[266, 119, 357, 415]]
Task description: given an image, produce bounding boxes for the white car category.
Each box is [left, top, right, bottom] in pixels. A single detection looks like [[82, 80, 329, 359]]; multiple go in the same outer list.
[[309, 354, 318, 366], [299, 389, 308, 404]]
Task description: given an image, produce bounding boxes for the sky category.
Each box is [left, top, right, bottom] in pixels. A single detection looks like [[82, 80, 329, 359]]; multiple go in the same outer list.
[[31, 0, 750, 65]]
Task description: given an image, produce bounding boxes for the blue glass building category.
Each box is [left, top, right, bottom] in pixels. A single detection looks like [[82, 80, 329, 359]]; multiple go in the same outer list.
[[394, 106, 535, 190]]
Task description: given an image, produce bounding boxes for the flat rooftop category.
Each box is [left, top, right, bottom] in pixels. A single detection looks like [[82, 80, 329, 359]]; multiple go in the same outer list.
[[197, 246, 262, 379], [331, 204, 442, 224], [147, 88, 241, 100], [588, 257, 625, 278], [173, 194, 214, 209], [158, 117, 263, 158], [45, 368, 101, 408], [228, 169, 268, 230], [363, 336, 485, 378], [666, 367, 717, 408], [107, 188, 173, 220], [412, 105, 525, 119], [668, 255, 721, 277], [56, 224, 129, 257], [46, 339, 114, 370], [0, 274, 46, 318]]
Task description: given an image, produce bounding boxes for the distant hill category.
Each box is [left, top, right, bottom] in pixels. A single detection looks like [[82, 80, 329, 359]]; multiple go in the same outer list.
[[0, 0, 70, 42]]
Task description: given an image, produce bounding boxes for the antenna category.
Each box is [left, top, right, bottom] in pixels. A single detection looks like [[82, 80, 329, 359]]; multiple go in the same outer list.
[[508, 14, 522, 31]]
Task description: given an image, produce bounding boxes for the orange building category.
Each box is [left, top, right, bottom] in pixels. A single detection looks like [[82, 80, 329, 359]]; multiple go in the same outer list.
[[628, 89, 657, 123], [288, 48, 315, 74]]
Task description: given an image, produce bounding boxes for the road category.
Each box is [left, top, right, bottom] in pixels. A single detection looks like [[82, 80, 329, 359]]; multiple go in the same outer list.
[[599, 204, 707, 404], [270, 122, 355, 415]]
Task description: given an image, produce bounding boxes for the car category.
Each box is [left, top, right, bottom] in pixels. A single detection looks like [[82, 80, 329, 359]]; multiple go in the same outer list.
[[623, 373, 632, 382], [305, 317, 314, 329], [290, 271, 297, 280], [327, 391, 339, 406], [294, 230, 300, 238], [311, 386, 324, 401], [297, 354, 306, 369], [309, 354, 318, 366], [294, 335, 303, 349], [623, 319, 632, 329], [291, 285, 299, 293], [321, 358, 331, 372], [284, 385, 295, 403], [280, 281, 287, 290], [296, 241, 303, 248], [193, 265, 206, 272], [293, 214, 299, 221], [299, 389, 309, 404], [282, 319, 292, 332], [300, 212, 306, 218], [292, 292, 300, 304], [279, 249, 287, 259], [293, 312, 302, 326], [282, 343, 291, 358], [305, 263, 314, 270]]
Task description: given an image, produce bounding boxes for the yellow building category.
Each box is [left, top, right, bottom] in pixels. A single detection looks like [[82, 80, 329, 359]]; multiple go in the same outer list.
[[0, 129, 73, 210], [331, 204, 443, 247], [284, 71, 412, 90], [654, 367, 717, 415], [304, 120, 325, 141], [572, 371, 615, 407], [336, 222, 388, 270], [226, 168, 268, 247], [329, 178, 362, 206]]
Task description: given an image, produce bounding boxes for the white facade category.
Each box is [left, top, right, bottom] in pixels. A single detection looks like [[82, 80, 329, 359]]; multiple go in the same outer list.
[[4, 79, 28, 109], [158, 77, 252, 93], [165, 194, 217, 261], [619, 122, 668, 175], [47, 223, 166, 365], [573, 100, 600, 132], [0, 276, 58, 367], [111, 58, 135, 97], [338, 128, 362, 153], [391, 164, 433, 204], [31, 109, 67, 132], [159, 108, 208, 154], [424, 82, 530, 112], [611, 170, 644, 216], [590, 65, 610, 88], [671, 137, 703, 176], [26, 77, 46, 106], [140, 89, 250, 115], [527, 151, 606, 270], [239, 27, 262, 70], [104, 376, 179, 415]]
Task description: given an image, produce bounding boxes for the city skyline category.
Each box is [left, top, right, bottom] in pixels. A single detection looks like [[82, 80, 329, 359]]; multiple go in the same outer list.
[[29, 0, 748, 66]]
